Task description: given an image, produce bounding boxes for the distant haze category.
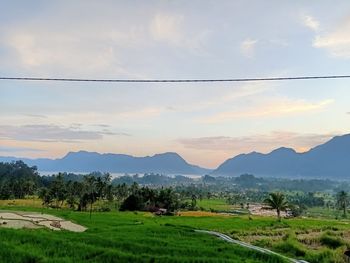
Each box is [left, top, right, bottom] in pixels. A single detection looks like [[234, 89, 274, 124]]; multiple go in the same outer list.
[[0, 151, 211, 175], [1, 134, 350, 179]]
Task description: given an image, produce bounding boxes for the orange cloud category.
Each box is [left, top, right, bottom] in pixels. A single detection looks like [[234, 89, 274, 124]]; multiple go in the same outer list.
[[200, 98, 334, 123]]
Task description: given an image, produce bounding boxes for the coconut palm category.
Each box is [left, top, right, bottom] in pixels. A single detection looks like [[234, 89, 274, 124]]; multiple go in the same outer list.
[[83, 175, 98, 219], [336, 190, 348, 218], [264, 192, 289, 221]]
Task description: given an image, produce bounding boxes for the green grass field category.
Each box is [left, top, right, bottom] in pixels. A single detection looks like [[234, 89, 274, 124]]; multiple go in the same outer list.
[[196, 198, 235, 211], [306, 207, 342, 219], [1, 203, 350, 263], [0, 206, 286, 263]]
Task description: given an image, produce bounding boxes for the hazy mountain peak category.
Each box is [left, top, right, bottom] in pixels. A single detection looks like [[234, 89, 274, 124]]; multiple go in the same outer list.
[[324, 133, 350, 145], [64, 151, 100, 158], [152, 152, 182, 158], [0, 150, 210, 175], [213, 133, 350, 179], [308, 133, 350, 153], [270, 147, 296, 154]]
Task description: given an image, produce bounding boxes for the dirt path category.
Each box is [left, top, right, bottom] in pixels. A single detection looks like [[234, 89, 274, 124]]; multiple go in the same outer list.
[[0, 211, 86, 232], [196, 230, 309, 263]]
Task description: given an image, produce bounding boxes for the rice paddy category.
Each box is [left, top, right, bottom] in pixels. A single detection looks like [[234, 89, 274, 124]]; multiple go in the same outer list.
[[1, 203, 350, 262]]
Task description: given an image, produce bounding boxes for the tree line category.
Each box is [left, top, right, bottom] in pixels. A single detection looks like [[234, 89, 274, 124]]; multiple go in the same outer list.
[[1, 161, 350, 219], [0, 161, 40, 199], [0, 161, 185, 215]]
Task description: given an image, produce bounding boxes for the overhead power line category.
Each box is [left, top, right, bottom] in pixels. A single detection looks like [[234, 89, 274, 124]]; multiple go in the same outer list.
[[1, 75, 350, 83]]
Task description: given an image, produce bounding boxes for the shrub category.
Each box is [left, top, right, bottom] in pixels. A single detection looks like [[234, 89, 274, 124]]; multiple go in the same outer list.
[[119, 194, 144, 211], [305, 249, 340, 263], [274, 240, 306, 257], [252, 238, 272, 247], [98, 206, 111, 212], [320, 235, 344, 249]]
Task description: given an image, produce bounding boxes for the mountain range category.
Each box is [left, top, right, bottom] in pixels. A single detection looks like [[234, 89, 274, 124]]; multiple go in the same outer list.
[[212, 134, 350, 179], [1, 134, 350, 178], [0, 151, 210, 175]]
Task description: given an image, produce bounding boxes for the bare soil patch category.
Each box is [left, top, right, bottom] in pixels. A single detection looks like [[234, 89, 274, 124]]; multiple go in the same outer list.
[[0, 211, 87, 232]]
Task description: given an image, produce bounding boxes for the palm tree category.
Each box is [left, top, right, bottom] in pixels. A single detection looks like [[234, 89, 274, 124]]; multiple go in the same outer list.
[[264, 192, 289, 221], [83, 176, 97, 219], [336, 190, 348, 218]]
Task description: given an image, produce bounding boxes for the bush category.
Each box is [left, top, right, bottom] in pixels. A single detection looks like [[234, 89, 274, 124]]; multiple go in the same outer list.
[[320, 235, 344, 249], [98, 206, 111, 212], [274, 240, 306, 257], [119, 194, 144, 211], [288, 204, 306, 217], [252, 238, 272, 247], [305, 249, 340, 263]]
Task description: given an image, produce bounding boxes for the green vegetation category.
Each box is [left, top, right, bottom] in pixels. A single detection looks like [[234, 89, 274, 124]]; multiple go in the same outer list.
[[3, 161, 350, 262], [2, 205, 350, 262], [196, 198, 233, 211], [0, 161, 40, 199], [264, 192, 289, 221], [337, 190, 349, 218], [0, 207, 288, 263]]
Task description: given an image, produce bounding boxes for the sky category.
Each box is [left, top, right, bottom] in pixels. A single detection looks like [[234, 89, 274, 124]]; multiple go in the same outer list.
[[1, 0, 350, 168]]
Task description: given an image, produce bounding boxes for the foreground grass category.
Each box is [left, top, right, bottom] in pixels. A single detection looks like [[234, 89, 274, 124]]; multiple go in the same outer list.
[[0, 206, 286, 263], [1, 204, 350, 262]]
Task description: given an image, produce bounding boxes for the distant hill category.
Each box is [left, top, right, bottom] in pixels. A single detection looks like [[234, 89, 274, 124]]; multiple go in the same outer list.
[[3, 134, 350, 178], [0, 151, 211, 175], [212, 134, 350, 179]]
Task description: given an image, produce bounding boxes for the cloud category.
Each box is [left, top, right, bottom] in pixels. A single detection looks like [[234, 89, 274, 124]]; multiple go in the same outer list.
[[194, 82, 272, 110], [149, 13, 209, 53], [313, 16, 350, 58], [6, 30, 125, 76], [200, 98, 333, 123], [240, 39, 258, 58], [2, 7, 209, 76], [302, 15, 319, 31], [150, 13, 184, 45], [177, 131, 337, 154], [0, 146, 44, 153], [0, 124, 127, 142], [159, 82, 272, 113], [91, 124, 111, 128], [1, 5, 146, 77], [117, 107, 165, 119], [23, 114, 47, 119]]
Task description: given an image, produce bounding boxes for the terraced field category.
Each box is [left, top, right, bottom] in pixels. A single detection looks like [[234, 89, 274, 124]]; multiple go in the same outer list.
[[1, 204, 350, 262]]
